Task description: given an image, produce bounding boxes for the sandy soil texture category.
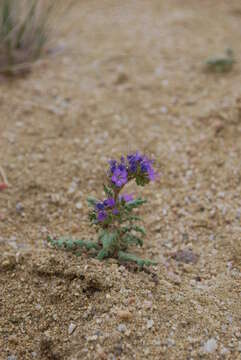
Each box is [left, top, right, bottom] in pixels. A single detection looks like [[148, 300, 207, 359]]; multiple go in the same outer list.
[[0, 1, 241, 359]]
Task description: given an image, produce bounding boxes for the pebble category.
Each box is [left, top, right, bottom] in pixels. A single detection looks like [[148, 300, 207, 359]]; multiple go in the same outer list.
[[166, 272, 181, 285], [117, 310, 132, 321], [161, 106, 168, 114], [143, 300, 153, 309], [87, 335, 98, 341], [202, 338, 217, 353], [220, 346, 229, 355], [96, 344, 106, 359], [147, 319, 154, 329], [76, 202, 82, 209], [114, 72, 129, 85], [236, 208, 241, 220], [7, 356, 17, 360], [172, 249, 198, 264], [68, 182, 77, 194], [68, 323, 77, 335], [167, 338, 175, 347], [117, 324, 127, 333], [50, 193, 61, 204], [0, 255, 16, 271], [16, 203, 24, 213]]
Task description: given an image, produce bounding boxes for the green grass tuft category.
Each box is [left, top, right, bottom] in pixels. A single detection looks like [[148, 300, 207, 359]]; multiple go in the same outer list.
[[0, 0, 55, 75]]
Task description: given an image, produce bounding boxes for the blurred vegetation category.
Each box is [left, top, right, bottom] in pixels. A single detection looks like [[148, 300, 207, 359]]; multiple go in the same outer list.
[[205, 48, 235, 73], [0, 0, 55, 75]]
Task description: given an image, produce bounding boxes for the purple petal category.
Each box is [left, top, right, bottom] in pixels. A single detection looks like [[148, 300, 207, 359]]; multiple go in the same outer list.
[[97, 211, 107, 222], [120, 193, 133, 202]]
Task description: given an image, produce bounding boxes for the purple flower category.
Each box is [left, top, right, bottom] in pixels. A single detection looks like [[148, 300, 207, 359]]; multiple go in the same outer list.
[[147, 165, 156, 181], [111, 168, 128, 187], [119, 193, 133, 203], [97, 211, 107, 222], [127, 152, 156, 181], [141, 158, 156, 181], [127, 152, 145, 173], [104, 197, 115, 208], [112, 208, 119, 215], [109, 160, 117, 174], [96, 202, 105, 210]]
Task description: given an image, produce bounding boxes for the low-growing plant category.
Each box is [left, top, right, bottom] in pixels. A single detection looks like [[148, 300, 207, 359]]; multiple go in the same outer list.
[[48, 152, 158, 267], [205, 48, 235, 73], [0, 0, 55, 75]]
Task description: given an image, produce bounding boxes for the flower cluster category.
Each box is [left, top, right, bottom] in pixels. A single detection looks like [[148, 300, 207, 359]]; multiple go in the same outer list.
[[94, 194, 134, 223], [109, 152, 156, 188]]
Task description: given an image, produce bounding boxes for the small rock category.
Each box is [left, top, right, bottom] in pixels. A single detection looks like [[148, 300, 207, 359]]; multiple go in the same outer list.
[[117, 324, 127, 333], [7, 356, 17, 360], [68, 181, 77, 194], [114, 72, 129, 85], [236, 208, 241, 220], [143, 300, 152, 309], [167, 338, 175, 347], [68, 323, 77, 335], [0, 255, 16, 271], [87, 335, 98, 341], [213, 119, 224, 134], [220, 346, 229, 355], [117, 310, 132, 321], [16, 203, 24, 213], [182, 263, 193, 273], [96, 344, 107, 359], [76, 202, 82, 210], [147, 319, 154, 329], [161, 106, 168, 114], [203, 338, 217, 353], [167, 272, 181, 285], [50, 193, 60, 204], [113, 343, 123, 356], [171, 249, 199, 264], [8, 335, 18, 345]]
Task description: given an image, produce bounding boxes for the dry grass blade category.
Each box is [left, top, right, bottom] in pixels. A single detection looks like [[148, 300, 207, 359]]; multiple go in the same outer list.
[[0, 166, 8, 185]]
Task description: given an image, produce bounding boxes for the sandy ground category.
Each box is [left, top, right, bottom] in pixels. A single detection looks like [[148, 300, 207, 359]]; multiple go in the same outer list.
[[0, 0, 241, 359]]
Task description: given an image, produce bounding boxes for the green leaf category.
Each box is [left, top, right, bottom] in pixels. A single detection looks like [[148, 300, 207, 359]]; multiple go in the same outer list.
[[128, 215, 143, 222], [125, 198, 147, 211], [87, 197, 98, 207], [101, 231, 117, 250], [118, 251, 157, 268], [103, 184, 114, 198], [47, 236, 99, 251], [97, 231, 118, 260], [122, 233, 143, 247], [97, 249, 109, 260], [133, 226, 146, 235]]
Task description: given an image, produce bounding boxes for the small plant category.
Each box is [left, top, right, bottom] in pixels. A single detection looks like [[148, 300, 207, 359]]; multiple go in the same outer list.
[[48, 152, 158, 267], [0, 0, 55, 75], [205, 48, 235, 73]]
